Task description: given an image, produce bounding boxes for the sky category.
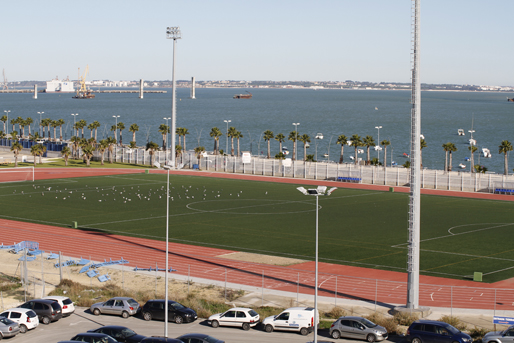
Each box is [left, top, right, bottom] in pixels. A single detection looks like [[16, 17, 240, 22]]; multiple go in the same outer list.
[[2, 0, 514, 86]]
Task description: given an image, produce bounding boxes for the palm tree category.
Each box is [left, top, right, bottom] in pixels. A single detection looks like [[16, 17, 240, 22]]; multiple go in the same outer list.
[[70, 136, 81, 159], [288, 131, 299, 161], [181, 127, 189, 152], [129, 123, 139, 145], [235, 131, 243, 156], [228, 127, 238, 156], [299, 134, 311, 161], [88, 123, 96, 139], [158, 124, 169, 150], [194, 146, 205, 164], [39, 118, 48, 139], [146, 141, 159, 166], [0, 115, 7, 133], [209, 127, 223, 155], [117, 122, 125, 146], [37, 144, 47, 164], [350, 134, 363, 165], [57, 119, 65, 141], [381, 140, 390, 167], [336, 134, 348, 164], [110, 124, 117, 141], [25, 117, 33, 137], [448, 143, 457, 171], [11, 140, 23, 167], [10, 130, 18, 140], [106, 136, 117, 163], [275, 133, 285, 154], [19, 118, 26, 138], [51, 120, 59, 142], [363, 135, 375, 165], [61, 146, 71, 166], [175, 144, 183, 161], [442, 142, 451, 172], [420, 138, 427, 168], [10, 118, 17, 134], [468, 145, 478, 173], [263, 130, 274, 159], [45, 118, 53, 140], [90, 121, 100, 141], [73, 122, 80, 137], [97, 139, 109, 165], [81, 141, 96, 166], [499, 140, 513, 175], [306, 154, 315, 162], [30, 144, 40, 167], [78, 119, 87, 139]]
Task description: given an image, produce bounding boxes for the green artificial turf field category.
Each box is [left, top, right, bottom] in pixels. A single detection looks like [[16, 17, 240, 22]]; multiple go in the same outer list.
[[1, 173, 513, 282]]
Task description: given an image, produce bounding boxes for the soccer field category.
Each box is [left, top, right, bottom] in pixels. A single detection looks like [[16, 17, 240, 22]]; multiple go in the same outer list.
[[1, 172, 513, 282]]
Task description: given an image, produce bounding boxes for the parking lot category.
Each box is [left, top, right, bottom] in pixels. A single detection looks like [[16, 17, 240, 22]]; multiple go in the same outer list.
[[7, 306, 377, 343]]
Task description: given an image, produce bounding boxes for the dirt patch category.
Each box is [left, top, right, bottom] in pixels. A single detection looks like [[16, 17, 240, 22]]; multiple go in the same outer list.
[[217, 251, 306, 266]]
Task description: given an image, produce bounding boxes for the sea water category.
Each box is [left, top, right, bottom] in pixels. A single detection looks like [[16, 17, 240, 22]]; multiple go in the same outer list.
[[1, 88, 513, 174]]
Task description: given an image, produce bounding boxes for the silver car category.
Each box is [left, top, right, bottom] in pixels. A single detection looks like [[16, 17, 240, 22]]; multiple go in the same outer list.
[[483, 325, 514, 343], [330, 316, 388, 342], [90, 297, 140, 318], [0, 316, 21, 339]]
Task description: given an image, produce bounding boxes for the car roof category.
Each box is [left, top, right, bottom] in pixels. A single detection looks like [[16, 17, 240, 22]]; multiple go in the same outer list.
[[339, 316, 366, 320], [109, 297, 133, 300], [75, 333, 112, 337], [178, 333, 210, 339], [226, 307, 253, 311], [413, 320, 451, 326], [95, 325, 131, 330], [283, 307, 314, 311], [43, 296, 70, 301], [2, 308, 34, 314], [24, 299, 57, 304], [142, 337, 184, 343]]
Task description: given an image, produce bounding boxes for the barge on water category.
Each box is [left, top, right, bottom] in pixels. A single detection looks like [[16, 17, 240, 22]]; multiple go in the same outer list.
[[233, 91, 252, 99]]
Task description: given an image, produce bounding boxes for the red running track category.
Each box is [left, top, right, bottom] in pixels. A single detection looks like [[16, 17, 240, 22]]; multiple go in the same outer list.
[[1, 167, 514, 311]]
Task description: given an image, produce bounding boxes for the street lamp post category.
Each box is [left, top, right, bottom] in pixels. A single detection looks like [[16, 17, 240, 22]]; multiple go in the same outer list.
[[375, 126, 382, 160], [292, 123, 300, 160], [314, 133, 323, 161], [38, 111, 44, 136], [164, 117, 171, 164], [224, 120, 231, 155], [296, 186, 337, 343], [71, 113, 78, 138], [4, 110, 10, 135], [166, 26, 181, 169]]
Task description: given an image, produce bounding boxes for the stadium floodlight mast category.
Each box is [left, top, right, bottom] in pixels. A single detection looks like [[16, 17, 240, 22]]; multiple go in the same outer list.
[[164, 117, 171, 164], [166, 26, 181, 169], [224, 120, 231, 155], [4, 110, 10, 134], [296, 185, 337, 343], [162, 165, 172, 337], [38, 111, 44, 135], [375, 126, 382, 160]]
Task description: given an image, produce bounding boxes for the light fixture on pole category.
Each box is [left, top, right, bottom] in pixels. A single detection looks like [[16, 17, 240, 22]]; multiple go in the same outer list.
[[375, 126, 382, 160], [4, 110, 10, 135], [296, 185, 336, 343], [224, 120, 231, 155], [71, 113, 78, 137], [292, 123, 300, 160], [164, 117, 171, 164], [166, 26, 181, 169], [37, 111, 44, 136]]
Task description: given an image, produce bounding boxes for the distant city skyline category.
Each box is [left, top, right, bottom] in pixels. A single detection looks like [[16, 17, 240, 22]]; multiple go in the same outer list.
[[2, 0, 514, 86]]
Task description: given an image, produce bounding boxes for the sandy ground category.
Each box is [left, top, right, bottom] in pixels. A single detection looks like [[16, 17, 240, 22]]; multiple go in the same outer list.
[[217, 252, 305, 266]]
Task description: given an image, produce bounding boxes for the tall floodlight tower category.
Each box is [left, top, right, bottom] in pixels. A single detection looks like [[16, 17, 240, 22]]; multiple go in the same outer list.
[[166, 26, 181, 169], [407, 0, 421, 310], [190, 77, 196, 99]]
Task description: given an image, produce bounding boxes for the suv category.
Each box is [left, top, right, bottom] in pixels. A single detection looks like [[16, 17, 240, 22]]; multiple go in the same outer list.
[[330, 316, 388, 341], [141, 300, 197, 324], [18, 299, 62, 324], [406, 320, 472, 343], [0, 308, 39, 333]]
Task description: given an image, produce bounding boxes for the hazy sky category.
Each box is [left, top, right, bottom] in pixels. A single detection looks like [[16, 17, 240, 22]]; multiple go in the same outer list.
[[2, 0, 513, 85]]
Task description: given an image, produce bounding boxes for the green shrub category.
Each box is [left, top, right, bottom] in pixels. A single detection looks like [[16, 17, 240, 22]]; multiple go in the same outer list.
[[438, 315, 467, 331], [325, 307, 347, 319], [394, 311, 419, 326], [366, 313, 400, 335], [468, 326, 489, 341]]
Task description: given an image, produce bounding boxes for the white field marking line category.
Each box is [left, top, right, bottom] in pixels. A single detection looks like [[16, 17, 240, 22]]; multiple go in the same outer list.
[[105, 175, 168, 183], [86, 211, 196, 226], [0, 215, 65, 226], [0, 178, 78, 190], [186, 199, 316, 215], [448, 223, 514, 235], [482, 265, 514, 276]]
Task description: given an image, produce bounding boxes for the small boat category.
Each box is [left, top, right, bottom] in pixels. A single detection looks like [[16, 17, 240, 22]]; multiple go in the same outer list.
[[482, 148, 491, 158], [403, 152, 410, 158], [282, 147, 289, 155], [373, 145, 382, 151], [464, 157, 470, 161], [420, 134, 425, 140], [72, 90, 95, 99], [469, 139, 476, 146], [233, 91, 252, 99], [357, 149, 364, 154], [315, 133, 323, 139], [323, 153, 329, 158], [458, 129, 465, 136], [459, 163, 466, 169]]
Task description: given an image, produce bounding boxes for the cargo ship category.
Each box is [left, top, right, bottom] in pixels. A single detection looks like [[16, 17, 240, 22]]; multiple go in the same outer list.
[[233, 91, 252, 99]]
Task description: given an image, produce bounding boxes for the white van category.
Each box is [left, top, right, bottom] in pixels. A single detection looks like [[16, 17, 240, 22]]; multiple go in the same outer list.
[[262, 307, 318, 335]]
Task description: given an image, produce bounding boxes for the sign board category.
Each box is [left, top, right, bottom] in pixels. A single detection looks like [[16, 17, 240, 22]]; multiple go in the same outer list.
[[153, 161, 161, 169], [283, 158, 292, 167], [493, 316, 514, 325], [242, 152, 251, 164]]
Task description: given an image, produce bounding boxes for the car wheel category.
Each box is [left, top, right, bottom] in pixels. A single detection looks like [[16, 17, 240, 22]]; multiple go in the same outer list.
[[19, 324, 28, 334], [143, 312, 152, 321], [242, 322, 250, 331], [93, 308, 101, 316], [42, 316, 51, 325], [367, 334, 377, 343], [175, 315, 183, 324], [211, 320, 219, 328], [265, 324, 274, 333], [300, 327, 309, 336], [412, 338, 422, 343], [331, 330, 341, 339], [122, 311, 129, 319]]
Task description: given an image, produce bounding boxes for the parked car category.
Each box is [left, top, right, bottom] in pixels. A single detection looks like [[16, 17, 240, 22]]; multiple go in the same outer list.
[[176, 333, 224, 343], [329, 316, 388, 341], [69, 332, 118, 343], [141, 338, 184, 343], [43, 295, 75, 317], [208, 307, 259, 330], [0, 308, 39, 333], [0, 316, 21, 339], [262, 307, 318, 335], [141, 299, 197, 324], [88, 325, 146, 343], [18, 298, 62, 324], [90, 297, 140, 318], [481, 325, 514, 343], [406, 320, 472, 343]]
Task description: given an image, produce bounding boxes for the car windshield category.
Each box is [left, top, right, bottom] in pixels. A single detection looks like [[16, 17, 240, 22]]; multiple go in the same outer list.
[[446, 324, 460, 334], [204, 336, 220, 343], [63, 298, 73, 305], [249, 310, 258, 317], [359, 318, 377, 328], [0, 317, 14, 325], [121, 328, 137, 337], [27, 311, 37, 318], [127, 299, 139, 306], [170, 302, 185, 310]]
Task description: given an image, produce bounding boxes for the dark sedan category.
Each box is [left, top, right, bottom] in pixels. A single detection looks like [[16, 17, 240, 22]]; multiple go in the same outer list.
[[69, 332, 118, 343], [141, 300, 197, 324], [88, 325, 146, 343], [141, 337, 184, 343], [176, 333, 224, 343]]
